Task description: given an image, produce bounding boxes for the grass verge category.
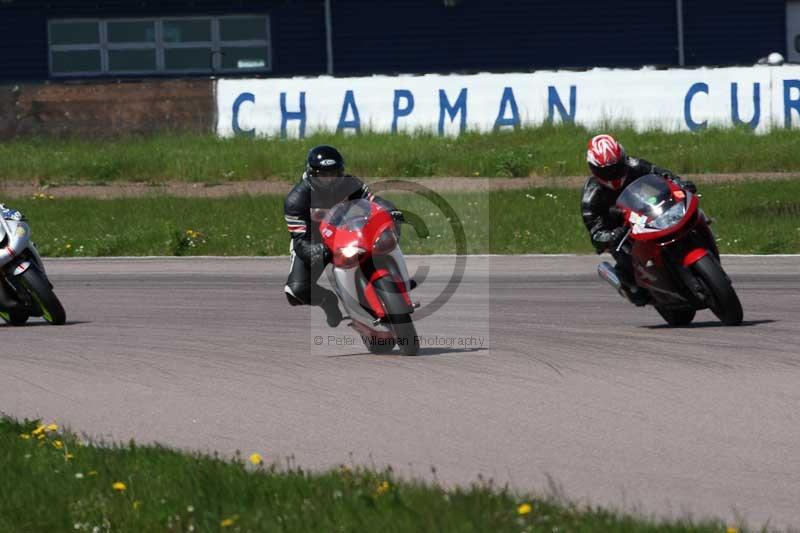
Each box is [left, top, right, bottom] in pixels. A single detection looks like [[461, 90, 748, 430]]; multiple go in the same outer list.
[[2, 126, 800, 183], [1, 415, 734, 532], [7, 180, 800, 257]]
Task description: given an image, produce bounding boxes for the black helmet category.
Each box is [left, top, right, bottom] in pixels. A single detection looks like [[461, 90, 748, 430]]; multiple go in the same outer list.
[[306, 145, 345, 192]]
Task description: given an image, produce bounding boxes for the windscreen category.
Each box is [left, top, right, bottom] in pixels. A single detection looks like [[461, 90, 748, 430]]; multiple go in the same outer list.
[[323, 199, 372, 230], [616, 174, 678, 219]]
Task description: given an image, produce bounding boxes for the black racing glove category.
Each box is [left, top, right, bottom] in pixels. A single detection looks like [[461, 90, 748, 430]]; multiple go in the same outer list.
[[609, 227, 628, 248], [681, 180, 697, 194], [307, 243, 331, 267]]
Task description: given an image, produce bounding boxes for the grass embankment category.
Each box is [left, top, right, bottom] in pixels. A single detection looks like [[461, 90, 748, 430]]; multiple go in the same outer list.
[[2, 126, 799, 183], [1, 416, 735, 532], [10, 180, 800, 256]]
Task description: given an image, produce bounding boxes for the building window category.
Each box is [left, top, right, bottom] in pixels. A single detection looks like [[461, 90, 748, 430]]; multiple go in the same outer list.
[[48, 15, 271, 77]]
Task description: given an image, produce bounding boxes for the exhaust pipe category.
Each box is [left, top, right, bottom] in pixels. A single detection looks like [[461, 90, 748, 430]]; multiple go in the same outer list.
[[597, 262, 622, 291]]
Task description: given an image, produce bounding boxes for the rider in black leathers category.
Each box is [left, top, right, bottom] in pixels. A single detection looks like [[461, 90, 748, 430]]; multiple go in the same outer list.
[[581, 134, 696, 305], [284, 145, 402, 327]]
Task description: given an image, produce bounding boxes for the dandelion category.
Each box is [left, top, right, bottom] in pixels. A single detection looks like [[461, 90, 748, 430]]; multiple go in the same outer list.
[[46, 423, 58, 432], [65, 453, 74, 461], [32, 425, 46, 436], [249, 452, 263, 465], [52, 440, 64, 449], [376, 480, 390, 495], [220, 515, 239, 528], [19, 433, 30, 440], [65, 243, 72, 250], [88, 470, 98, 476], [517, 503, 532, 515], [726, 528, 738, 533], [112, 481, 126, 491], [133, 501, 142, 510]]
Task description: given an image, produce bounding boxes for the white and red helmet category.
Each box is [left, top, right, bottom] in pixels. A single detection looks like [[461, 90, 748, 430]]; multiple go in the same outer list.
[[587, 134, 628, 190]]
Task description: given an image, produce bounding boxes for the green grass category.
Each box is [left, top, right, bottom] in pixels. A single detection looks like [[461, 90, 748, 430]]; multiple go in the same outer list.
[[8, 180, 800, 257], [1, 126, 800, 184], [0, 415, 734, 532]]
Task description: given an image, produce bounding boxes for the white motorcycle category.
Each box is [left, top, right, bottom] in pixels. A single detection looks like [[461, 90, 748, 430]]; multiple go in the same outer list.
[[318, 199, 419, 355], [0, 206, 66, 325]]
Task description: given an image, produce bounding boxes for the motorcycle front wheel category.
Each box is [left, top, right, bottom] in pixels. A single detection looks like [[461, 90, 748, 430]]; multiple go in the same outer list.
[[0, 307, 30, 326], [692, 255, 743, 326], [20, 268, 66, 325], [388, 314, 419, 356], [655, 306, 696, 327]]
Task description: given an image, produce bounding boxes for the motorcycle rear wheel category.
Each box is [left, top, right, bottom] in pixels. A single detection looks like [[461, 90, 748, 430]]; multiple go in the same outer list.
[[692, 255, 743, 326], [0, 307, 30, 326], [655, 306, 696, 327], [20, 268, 66, 325], [362, 334, 396, 354]]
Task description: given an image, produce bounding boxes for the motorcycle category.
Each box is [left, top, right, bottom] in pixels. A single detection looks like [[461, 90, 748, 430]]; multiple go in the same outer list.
[[597, 173, 743, 326], [0, 206, 66, 326], [318, 198, 419, 355]]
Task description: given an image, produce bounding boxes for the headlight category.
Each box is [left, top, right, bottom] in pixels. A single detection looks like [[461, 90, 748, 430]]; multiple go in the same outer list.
[[334, 244, 365, 268], [373, 228, 397, 255], [649, 202, 687, 230]]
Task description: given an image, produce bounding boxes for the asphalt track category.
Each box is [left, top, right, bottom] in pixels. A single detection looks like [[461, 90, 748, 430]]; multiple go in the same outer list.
[[2, 255, 799, 529]]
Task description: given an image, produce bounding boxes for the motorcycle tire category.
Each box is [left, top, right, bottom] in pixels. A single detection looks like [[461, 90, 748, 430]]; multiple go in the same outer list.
[[655, 306, 696, 327], [362, 334, 396, 354], [0, 307, 30, 326], [692, 255, 743, 326], [20, 268, 66, 325], [373, 277, 419, 356], [389, 314, 419, 356]]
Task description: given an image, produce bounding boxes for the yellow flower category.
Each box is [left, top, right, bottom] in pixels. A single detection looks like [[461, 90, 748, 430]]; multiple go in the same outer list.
[[376, 481, 390, 495], [65, 453, 74, 460], [32, 425, 45, 436], [249, 453, 263, 465], [727, 528, 738, 533], [52, 440, 64, 449], [133, 500, 142, 510], [220, 515, 239, 527], [112, 481, 127, 491], [88, 471, 98, 476], [517, 503, 532, 515], [19, 433, 30, 440], [46, 423, 58, 432]]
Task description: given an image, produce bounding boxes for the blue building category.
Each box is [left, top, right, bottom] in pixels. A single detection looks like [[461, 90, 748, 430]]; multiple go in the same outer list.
[[0, 0, 791, 81]]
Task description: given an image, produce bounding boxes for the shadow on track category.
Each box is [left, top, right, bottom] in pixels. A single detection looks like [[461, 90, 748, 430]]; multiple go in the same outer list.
[[1, 320, 92, 328], [327, 347, 489, 358], [641, 319, 776, 330]]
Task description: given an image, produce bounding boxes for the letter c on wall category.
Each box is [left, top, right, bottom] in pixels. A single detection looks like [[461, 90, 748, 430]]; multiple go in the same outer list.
[[684, 83, 708, 132], [232, 92, 255, 137]]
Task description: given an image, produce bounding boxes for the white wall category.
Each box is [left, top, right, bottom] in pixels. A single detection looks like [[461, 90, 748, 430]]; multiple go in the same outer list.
[[216, 66, 800, 137]]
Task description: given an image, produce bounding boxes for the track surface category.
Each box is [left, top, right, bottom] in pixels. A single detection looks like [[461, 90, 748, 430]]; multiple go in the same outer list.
[[2, 256, 799, 529]]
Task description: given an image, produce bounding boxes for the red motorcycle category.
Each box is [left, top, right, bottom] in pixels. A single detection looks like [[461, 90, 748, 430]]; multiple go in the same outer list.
[[319, 199, 419, 355], [597, 173, 743, 326]]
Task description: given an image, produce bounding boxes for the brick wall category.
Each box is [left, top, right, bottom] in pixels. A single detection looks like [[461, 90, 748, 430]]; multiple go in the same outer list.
[[0, 79, 214, 139]]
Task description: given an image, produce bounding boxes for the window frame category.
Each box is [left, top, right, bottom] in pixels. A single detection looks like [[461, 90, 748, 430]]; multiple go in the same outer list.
[[48, 14, 272, 78]]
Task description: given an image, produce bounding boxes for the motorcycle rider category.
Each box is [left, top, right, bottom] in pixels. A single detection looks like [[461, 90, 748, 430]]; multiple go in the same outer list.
[[581, 134, 697, 306], [284, 145, 402, 327], [0, 204, 22, 311]]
